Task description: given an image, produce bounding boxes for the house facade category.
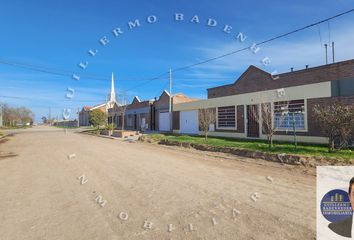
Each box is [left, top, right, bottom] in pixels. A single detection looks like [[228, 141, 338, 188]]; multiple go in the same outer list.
[[124, 96, 154, 131], [106, 91, 197, 132], [154, 90, 198, 132], [79, 104, 107, 126], [172, 59, 354, 144]]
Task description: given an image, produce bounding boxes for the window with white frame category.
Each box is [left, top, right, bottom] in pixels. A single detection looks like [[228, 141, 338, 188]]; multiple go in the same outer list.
[[217, 106, 236, 129], [273, 99, 305, 130]]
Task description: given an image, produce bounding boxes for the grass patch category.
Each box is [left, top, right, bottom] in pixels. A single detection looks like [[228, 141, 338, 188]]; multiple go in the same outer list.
[[0, 126, 29, 129], [82, 129, 100, 134], [147, 133, 354, 160], [53, 125, 79, 129]]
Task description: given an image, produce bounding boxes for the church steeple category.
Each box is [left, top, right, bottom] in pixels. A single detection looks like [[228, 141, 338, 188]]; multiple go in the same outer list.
[[110, 72, 116, 103], [106, 72, 116, 109]]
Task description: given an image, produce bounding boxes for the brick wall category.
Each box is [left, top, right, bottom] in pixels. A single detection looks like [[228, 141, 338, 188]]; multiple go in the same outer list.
[[275, 96, 354, 137], [208, 59, 354, 99]]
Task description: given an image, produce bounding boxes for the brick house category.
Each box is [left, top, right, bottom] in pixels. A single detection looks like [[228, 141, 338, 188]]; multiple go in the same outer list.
[[107, 91, 197, 131], [79, 104, 106, 126], [172, 59, 354, 144], [124, 96, 155, 131], [153, 90, 198, 131]]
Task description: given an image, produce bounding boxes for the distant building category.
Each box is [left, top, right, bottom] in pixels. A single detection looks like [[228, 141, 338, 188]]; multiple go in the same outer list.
[[79, 73, 116, 126], [107, 90, 198, 131]]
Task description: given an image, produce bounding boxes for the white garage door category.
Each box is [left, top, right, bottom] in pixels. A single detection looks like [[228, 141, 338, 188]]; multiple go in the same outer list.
[[159, 112, 171, 131], [180, 110, 199, 134]]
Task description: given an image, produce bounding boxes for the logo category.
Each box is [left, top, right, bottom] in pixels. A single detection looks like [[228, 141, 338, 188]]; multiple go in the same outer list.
[[320, 189, 352, 223], [317, 166, 354, 239]]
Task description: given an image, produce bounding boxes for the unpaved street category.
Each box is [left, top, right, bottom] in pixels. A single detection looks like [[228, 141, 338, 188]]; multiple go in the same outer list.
[[0, 126, 316, 240]]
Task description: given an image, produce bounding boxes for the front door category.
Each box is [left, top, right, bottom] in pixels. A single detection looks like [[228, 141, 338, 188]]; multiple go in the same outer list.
[[247, 104, 259, 138], [134, 114, 137, 130]]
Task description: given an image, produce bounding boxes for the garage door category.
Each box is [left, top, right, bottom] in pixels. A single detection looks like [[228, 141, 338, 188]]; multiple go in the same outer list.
[[180, 110, 199, 134], [159, 112, 171, 131]]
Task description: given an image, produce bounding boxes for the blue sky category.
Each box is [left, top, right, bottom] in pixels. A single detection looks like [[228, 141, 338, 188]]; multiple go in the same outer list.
[[1, 0, 354, 122]]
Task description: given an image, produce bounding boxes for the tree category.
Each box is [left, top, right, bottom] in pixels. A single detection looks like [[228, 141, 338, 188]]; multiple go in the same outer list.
[[89, 109, 107, 129], [313, 102, 354, 152], [118, 105, 128, 131], [42, 116, 48, 124], [106, 123, 115, 136], [199, 108, 216, 141], [2, 104, 34, 126], [259, 103, 277, 149]]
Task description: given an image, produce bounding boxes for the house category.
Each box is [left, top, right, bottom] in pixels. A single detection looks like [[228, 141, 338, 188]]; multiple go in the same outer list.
[[125, 96, 155, 131], [172, 59, 354, 144], [107, 90, 198, 132], [107, 102, 126, 129], [78, 106, 92, 126], [153, 90, 198, 132], [79, 103, 107, 126]]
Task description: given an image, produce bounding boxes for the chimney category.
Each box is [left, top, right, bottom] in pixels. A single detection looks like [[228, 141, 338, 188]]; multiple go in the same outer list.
[[305, 65, 309, 69], [291, 67, 294, 72]]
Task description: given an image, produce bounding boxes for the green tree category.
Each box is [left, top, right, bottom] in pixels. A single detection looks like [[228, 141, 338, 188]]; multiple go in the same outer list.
[[89, 109, 107, 129], [106, 123, 115, 136]]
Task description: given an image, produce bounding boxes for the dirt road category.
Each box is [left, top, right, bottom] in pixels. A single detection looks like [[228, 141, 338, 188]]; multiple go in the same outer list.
[[0, 126, 316, 240]]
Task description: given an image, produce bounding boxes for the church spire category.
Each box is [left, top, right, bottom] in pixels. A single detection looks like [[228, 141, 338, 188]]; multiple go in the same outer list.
[[110, 72, 116, 103]]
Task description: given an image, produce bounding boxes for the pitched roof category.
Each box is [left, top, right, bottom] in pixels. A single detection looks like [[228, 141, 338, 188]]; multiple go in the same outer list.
[[90, 103, 106, 110]]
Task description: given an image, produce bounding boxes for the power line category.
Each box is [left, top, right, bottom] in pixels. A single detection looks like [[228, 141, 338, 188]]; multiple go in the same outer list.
[[0, 94, 105, 103], [124, 71, 169, 91], [0, 8, 353, 91], [172, 8, 354, 73]]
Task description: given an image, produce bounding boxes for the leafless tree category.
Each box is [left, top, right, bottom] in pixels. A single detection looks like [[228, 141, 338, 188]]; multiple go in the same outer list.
[[260, 103, 277, 149], [1, 104, 34, 126], [118, 104, 128, 131], [199, 108, 216, 141], [313, 102, 354, 152]]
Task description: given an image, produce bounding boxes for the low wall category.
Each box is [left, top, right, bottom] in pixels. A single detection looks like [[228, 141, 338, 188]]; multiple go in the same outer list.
[[141, 138, 348, 167]]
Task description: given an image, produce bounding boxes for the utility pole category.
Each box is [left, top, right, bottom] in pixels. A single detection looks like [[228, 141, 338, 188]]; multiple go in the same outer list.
[[48, 107, 51, 126], [169, 68, 172, 112], [169, 68, 173, 132], [332, 41, 335, 63], [324, 44, 328, 64], [77, 108, 80, 127], [0, 104, 3, 127]]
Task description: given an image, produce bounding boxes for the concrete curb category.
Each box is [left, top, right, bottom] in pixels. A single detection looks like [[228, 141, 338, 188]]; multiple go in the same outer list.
[[140, 138, 350, 167], [78, 131, 139, 142]]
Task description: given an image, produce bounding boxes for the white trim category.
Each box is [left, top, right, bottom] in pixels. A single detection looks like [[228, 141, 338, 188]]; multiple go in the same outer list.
[[272, 99, 308, 132], [259, 134, 328, 144], [173, 81, 331, 111]]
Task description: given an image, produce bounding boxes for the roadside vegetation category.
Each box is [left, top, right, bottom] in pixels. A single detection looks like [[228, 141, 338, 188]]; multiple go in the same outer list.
[[53, 125, 79, 129], [1, 103, 34, 127], [147, 134, 354, 160], [88, 109, 107, 129]]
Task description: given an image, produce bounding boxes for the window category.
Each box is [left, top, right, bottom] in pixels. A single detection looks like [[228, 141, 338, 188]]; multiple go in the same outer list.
[[274, 100, 305, 130], [217, 106, 236, 129]]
